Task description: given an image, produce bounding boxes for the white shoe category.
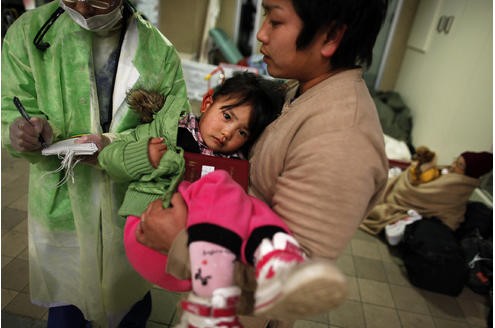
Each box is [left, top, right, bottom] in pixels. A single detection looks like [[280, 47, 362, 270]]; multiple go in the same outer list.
[[175, 287, 243, 328], [254, 232, 348, 321]]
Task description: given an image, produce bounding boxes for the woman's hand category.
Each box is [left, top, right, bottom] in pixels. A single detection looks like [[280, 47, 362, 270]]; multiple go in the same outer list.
[[136, 192, 188, 253], [148, 137, 167, 168]]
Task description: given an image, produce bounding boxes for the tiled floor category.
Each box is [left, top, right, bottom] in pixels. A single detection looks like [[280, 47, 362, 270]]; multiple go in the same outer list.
[[1, 148, 491, 328]]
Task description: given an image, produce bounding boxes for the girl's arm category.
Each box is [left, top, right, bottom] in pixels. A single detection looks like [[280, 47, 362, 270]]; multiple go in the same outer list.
[[98, 95, 188, 181], [148, 137, 168, 168]]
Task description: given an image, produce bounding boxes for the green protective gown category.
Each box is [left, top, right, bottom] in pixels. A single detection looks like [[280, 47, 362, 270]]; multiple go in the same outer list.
[[1, 1, 190, 327]]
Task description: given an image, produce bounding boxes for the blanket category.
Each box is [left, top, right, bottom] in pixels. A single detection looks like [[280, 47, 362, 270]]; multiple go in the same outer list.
[[361, 170, 480, 234]]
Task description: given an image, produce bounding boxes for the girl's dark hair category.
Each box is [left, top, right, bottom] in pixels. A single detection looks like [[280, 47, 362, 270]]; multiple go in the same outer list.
[[212, 72, 286, 156], [291, 0, 388, 69]]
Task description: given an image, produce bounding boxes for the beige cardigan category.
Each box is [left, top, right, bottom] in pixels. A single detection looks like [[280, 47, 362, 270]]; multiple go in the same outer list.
[[249, 69, 388, 260]]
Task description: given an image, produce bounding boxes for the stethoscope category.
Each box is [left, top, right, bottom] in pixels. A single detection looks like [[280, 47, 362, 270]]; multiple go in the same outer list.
[[33, 1, 134, 51], [33, 7, 65, 51]]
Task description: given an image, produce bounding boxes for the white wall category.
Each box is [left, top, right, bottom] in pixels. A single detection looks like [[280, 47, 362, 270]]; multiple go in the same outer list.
[[158, 0, 238, 59], [394, 0, 493, 164]]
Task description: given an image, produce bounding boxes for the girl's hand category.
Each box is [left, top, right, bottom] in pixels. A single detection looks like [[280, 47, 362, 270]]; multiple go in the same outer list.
[[148, 137, 167, 168]]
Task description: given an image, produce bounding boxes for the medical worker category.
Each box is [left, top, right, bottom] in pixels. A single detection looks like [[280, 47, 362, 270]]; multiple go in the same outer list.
[[1, 0, 190, 327]]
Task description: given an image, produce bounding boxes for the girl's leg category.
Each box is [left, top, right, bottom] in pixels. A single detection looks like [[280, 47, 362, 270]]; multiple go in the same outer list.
[[123, 215, 191, 292], [189, 241, 236, 297], [246, 199, 348, 321], [179, 170, 347, 323], [236, 192, 349, 322], [176, 241, 242, 328], [179, 170, 289, 264], [177, 171, 250, 327]]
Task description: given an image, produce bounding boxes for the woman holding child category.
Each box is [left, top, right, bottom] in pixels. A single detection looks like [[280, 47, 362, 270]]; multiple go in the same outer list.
[[137, 0, 389, 327]]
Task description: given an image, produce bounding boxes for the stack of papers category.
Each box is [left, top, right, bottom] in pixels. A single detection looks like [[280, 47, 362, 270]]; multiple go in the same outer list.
[[41, 138, 98, 156]]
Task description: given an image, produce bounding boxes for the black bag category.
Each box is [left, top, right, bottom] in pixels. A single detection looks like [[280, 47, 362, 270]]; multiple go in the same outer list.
[[456, 201, 493, 240], [460, 229, 492, 295], [401, 218, 468, 296]]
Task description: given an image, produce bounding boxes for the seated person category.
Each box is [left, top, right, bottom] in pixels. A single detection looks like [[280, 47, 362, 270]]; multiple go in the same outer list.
[[409, 146, 492, 185], [361, 149, 492, 235], [451, 151, 493, 179]]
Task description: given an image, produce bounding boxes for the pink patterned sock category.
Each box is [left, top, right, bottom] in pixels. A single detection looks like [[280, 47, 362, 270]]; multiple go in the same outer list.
[[189, 241, 236, 297]]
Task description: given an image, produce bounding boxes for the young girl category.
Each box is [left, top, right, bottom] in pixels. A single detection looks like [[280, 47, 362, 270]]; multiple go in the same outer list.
[[98, 72, 348, 327]]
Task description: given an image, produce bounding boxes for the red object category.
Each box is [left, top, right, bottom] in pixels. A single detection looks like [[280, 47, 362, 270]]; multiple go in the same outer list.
[[476, 271, 489, 284], [388, 159, 411, 171], [181, 299, 237, 317], [183, 152, 250, 191], [236, 58, 249, 66]]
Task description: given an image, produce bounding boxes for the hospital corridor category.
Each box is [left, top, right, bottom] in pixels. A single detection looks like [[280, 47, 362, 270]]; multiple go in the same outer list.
[[1, 149, 489, 328], [1, 0, 492, 326]]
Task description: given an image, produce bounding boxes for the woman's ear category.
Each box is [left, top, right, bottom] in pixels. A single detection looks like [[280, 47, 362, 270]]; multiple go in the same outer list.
[[200, 89, 214, 113], [321, 25, 346, 58]]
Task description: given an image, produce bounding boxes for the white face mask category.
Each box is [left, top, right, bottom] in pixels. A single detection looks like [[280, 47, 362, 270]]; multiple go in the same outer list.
[[60, 1, 123, 32]]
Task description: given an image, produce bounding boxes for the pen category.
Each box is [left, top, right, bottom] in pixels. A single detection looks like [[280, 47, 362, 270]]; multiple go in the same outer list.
[[13, 96, 48, 148]]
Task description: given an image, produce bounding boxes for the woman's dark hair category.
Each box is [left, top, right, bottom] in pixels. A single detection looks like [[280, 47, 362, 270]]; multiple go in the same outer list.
[[291, 0, 388, 69], [212, 72, 286, 156]]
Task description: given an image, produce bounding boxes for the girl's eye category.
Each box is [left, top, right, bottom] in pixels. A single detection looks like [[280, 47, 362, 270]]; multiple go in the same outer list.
[[223, 112, 231, 120], [270, 20, 281, 27], [239, 130, 249, 138]]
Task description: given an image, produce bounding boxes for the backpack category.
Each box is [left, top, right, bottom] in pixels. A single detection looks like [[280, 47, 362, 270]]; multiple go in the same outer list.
[[456, 201, 493, 240], [401, 218, 468, 296], [460, 229, 492, 295]]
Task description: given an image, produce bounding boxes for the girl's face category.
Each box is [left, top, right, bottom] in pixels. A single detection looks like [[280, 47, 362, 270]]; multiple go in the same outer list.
[[256, 0, 331, 92], [199, 95, 252, 154], [449, 156, 466, 175]]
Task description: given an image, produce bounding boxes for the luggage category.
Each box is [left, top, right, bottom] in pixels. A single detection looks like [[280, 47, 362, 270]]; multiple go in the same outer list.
[[456, 201, 493, 295], [401, 218, 468, 296], [456, 201, 492, 240], [460, 229, 492, 295]]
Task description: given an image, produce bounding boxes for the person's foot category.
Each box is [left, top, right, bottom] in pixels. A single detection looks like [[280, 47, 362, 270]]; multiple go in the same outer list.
[[254, 232, 348, 321], [175, 286, 243, 328]]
